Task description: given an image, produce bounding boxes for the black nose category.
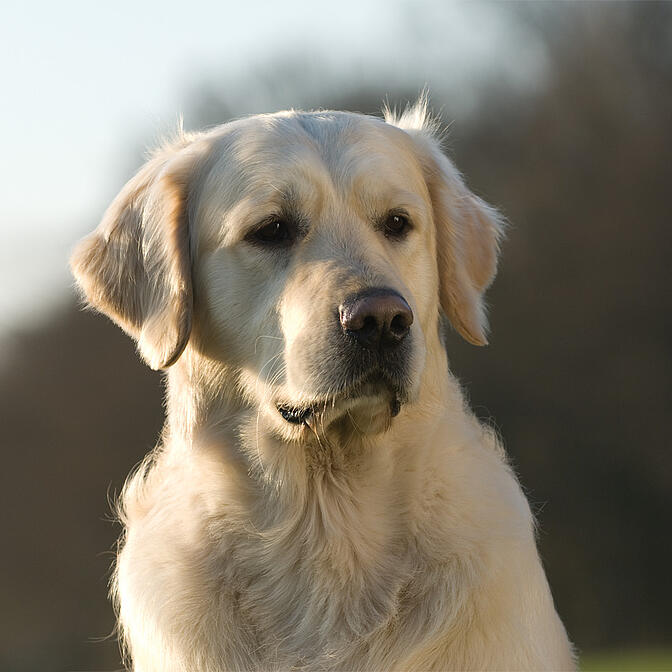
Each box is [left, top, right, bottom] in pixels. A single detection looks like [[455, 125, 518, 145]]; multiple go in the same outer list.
[[339, 289, 413, 349]]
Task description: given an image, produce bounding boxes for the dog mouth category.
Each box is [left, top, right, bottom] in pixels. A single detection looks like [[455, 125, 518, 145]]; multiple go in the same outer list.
[[275, 371, 404, 427], [277, 405, 314, 425]]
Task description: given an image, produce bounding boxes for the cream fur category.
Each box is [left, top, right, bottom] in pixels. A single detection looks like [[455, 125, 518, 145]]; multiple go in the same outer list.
[[71, 103, 575, 671]]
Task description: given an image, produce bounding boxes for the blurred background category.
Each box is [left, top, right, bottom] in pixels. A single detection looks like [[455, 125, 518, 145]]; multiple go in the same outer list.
[[1, 1, 671, 670]]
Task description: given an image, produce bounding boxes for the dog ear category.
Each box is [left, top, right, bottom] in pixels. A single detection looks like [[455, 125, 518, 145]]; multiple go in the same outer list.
[[423, 148, 504, 345], [386, 100, 505, 345], [70, 140, 202, 369]]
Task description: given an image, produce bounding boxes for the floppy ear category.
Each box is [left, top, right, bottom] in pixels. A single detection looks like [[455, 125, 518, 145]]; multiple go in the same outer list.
[[70, 141, 201, 369], [422, 147, 504, 345], [386, 101, 505, 345]]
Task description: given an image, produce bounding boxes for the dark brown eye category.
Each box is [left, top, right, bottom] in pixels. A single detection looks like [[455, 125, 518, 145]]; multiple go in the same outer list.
[[383, 212, 411, 239], [249, 219, 293, 247]]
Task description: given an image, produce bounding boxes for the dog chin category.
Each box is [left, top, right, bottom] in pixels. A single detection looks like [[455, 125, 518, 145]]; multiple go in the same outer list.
[[275, 376, 407, 437]]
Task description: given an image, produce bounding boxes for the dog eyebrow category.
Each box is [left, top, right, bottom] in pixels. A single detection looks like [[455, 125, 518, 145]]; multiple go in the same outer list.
[[254, 185, 310, 230], [388, 190, 426, 213], [215, 187, 308, 247], [272, 185, 303, 215], [359, 189, 427, 224]]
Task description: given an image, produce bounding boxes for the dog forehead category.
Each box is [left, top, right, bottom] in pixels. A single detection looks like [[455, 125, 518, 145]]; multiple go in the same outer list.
[[200, 111, 427, 206]]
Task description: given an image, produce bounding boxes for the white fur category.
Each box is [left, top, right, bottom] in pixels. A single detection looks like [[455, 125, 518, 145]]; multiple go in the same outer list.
[[71, 103, 575, 671]]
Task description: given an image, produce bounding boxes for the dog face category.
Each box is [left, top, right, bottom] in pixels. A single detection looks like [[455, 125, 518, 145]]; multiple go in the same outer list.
[[192, 113, 440, 435], [71, 106, 503, 437]]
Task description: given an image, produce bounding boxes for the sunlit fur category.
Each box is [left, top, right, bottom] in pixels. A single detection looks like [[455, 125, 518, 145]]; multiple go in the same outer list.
[[71, 101, 575, 671]]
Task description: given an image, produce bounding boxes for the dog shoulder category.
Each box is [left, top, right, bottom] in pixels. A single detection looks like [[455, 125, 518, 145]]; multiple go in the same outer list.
[[114, 443, 260, 670]]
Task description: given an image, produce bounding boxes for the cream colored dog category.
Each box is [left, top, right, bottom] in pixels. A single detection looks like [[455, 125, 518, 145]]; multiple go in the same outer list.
[[71, 102, 575, 671]]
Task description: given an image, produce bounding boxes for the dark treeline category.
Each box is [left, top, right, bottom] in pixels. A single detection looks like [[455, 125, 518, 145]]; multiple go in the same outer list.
[[1, 3, 670, 669]]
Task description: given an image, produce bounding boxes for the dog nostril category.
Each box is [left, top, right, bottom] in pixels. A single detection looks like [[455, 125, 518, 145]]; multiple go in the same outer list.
[[390, 313, 411, 337]]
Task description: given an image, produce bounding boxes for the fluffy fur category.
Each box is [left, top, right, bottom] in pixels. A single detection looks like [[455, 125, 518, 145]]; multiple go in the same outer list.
[[71, 102, 575, 671]]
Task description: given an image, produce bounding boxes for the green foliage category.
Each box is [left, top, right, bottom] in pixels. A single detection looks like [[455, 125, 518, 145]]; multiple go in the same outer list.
[[582, 650, 672, 672]]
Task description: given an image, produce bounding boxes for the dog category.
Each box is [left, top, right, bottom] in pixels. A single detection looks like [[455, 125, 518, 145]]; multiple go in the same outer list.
[[71, 101, 575, 671]]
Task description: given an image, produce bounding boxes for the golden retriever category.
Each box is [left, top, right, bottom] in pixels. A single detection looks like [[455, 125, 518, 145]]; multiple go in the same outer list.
[[71, 101, 575, 671]]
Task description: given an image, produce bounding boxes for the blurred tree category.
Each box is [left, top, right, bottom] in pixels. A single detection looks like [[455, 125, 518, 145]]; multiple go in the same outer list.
[[447, 1, 672, 649], [0, 306, 163, 670]]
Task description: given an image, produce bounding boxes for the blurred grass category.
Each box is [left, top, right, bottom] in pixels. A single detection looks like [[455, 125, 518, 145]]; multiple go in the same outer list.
[[581, 650, 672, 671]]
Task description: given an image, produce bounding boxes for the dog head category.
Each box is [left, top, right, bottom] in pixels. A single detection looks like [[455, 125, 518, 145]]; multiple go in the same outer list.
[[71, 103, 503, 437]]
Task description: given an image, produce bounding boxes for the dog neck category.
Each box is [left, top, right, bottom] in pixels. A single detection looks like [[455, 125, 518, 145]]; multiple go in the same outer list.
[[130, 333, 512, 663]]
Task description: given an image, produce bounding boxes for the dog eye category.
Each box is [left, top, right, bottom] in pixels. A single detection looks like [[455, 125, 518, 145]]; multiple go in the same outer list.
[[383, 212, 411, 239], [249, 219, 293, 247]]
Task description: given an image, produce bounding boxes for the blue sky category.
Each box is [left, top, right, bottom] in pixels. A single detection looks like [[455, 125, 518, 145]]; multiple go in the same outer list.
[[0, 0, 544, 334]]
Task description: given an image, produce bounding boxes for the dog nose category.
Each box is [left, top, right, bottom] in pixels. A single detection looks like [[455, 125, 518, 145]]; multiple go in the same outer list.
[[339, 289, 413, 349]]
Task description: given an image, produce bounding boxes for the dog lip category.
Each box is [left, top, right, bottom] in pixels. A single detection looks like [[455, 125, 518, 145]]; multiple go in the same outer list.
[[276, 403, 313, 425], [390, 396, 401, 417], [276, 370, 406, 426]]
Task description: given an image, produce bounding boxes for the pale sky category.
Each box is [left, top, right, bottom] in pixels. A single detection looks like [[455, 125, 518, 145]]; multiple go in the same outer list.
[[0, 0, 545, 333]]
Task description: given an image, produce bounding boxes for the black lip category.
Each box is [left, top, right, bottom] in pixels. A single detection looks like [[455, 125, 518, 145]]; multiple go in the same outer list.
[[390, 397, 401, 417], [276, 404, 313, 425], [276, 369, 406, 425]]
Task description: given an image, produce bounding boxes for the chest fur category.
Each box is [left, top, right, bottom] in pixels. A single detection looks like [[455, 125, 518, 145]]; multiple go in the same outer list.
[[219, 474, 414, 658]]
